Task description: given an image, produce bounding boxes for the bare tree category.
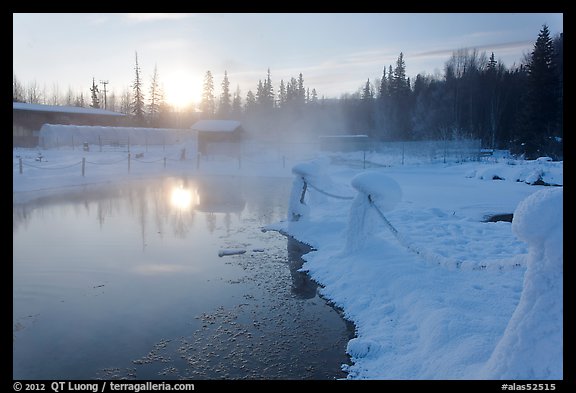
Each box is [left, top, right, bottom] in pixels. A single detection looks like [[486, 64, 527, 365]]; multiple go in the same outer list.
[[26, 80, 43, 104], [13, 74, 26, 102]]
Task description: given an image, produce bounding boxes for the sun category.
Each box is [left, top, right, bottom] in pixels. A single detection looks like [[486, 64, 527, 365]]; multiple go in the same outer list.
[[163, 71, 203, 110]]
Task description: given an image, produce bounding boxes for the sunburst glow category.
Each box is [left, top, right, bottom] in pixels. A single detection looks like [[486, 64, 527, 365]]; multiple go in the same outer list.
[[170, 185, 199, 210], [163, 71, 203, 110]]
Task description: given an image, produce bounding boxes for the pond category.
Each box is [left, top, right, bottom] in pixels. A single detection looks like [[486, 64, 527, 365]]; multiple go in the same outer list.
[[13, 175, 354, 380]]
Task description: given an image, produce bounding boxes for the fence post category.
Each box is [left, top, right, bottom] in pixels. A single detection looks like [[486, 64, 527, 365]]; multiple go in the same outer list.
[[82, 157, 86, 177], [164, 157, 167, 169], [299, 178, 308, 204], [283, 155, 286, 169], [128, 153, 131, 173], [19, 157, 23, 174]]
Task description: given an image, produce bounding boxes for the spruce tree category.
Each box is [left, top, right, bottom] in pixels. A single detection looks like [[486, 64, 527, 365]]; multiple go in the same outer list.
[[310, 88, 318, 104], [232, 85, 242, 118], [390, 53, 412, 139], [278, 79, 287, 108], [245, 90, 256, 113], [201, 70, 215, 118], [219, 70, 231, 118], [90, 77, 100, 109], [132, 52, 146, 123], [297, 73, 305, 105], [517, 24, 559, 159], [265, 68, 275, 109], [148, 65, 163, 125]]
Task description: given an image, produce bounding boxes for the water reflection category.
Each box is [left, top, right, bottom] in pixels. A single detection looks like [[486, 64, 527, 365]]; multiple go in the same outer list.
[[286, 237, 318, 299], [14, 175, 353, 380], [169, 184, 199, 211], [195, 177, 246, 214], [13, 176, 247, 242]]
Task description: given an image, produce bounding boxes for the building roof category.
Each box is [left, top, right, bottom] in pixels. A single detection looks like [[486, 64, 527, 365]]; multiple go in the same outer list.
[[191, 120, 242, 133], [13, 102, 126, 116]]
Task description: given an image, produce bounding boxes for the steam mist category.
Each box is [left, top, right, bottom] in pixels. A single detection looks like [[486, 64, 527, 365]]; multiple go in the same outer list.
[[240, 100, 350, 158]]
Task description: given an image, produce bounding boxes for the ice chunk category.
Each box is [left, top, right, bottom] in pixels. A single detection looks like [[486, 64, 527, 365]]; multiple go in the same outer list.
[[218, 249, 247, 257]]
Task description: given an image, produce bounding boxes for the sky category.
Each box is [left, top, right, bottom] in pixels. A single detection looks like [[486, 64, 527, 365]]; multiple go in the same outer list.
[[13, 13, 563, 109], [13, 134, 564, 380]]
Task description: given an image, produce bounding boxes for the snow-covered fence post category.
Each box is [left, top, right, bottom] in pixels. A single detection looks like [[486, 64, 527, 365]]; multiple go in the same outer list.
[[479, 187, 563, 379], [288, 165, 311, 222], [82, 157, 86, 177], [346, 172, 402, 252], [128, 153, 131, 173], [19, 157, 23, 174]]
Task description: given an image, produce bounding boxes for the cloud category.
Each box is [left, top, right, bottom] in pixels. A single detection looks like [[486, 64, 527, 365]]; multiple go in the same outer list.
[[410, 40, 534, 61]]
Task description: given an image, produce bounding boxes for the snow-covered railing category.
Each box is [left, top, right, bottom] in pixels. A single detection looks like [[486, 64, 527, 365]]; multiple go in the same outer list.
[[15, 151, 191, 177], [288, 159, 354, 221], [346, 172, 403, 251], [288, 162, 528, 271], [349, 172, 530, 271]]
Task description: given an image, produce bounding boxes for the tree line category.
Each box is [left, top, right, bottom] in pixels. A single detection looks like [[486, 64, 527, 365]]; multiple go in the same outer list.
[[344, 24, 562, 159], [13, 24, 562, 159]]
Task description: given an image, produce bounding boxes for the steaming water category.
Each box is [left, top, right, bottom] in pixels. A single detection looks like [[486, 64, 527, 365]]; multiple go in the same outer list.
[[13, 175, 353, 380]]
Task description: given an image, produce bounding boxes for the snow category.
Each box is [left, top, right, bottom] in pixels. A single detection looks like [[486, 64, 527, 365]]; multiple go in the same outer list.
[[13, 101, 125, 116], [13, 142, 563, 380], [479, 188, 563, 379], [350, 172, 402, 212]]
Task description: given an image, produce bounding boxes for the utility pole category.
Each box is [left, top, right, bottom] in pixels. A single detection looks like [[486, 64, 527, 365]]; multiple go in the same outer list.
[[100, 80, 109, 110]]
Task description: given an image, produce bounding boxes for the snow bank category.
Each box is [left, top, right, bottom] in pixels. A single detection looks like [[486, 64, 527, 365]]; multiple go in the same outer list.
[[479, 187, 563, 379], [471, 159, 563, 186]]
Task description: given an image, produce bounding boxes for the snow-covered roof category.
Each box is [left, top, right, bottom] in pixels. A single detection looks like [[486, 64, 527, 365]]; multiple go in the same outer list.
[[318, 134, 369, 139], [191, 120, 242, 133], [13, 102, 126, 116]]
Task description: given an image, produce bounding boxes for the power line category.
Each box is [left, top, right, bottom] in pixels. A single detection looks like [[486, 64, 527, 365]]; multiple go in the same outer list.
[[100, 80, 109, 110]]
